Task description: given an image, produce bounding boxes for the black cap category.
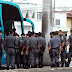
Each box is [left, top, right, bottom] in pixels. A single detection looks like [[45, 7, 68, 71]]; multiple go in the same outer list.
[[31, 32, 35, 35], [13, 28, 16, 32], [50, 32, 52, 35], [28, 31, 31, 34], [51, 32, 56, 35], [38, 32, 42, 36], [21, 33, 25, 36], [14, 33, 19, 36], [55, 31, 58, 35], [9, 29, 14, 34]]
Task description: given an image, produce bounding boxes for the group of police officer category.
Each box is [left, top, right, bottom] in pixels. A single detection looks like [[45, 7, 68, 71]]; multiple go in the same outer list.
[[48, 30, 72, 68], [0, 29, 72, 70], [0, 29, 46, 70]]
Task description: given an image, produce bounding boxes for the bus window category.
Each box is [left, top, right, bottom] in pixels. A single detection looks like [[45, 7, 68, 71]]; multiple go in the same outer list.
[[23, 21, 32, 34], [14, 21, 22, 36], [4, 21, 22, 37], [2, 4, 22, 23], [4, 21, 13, 36]]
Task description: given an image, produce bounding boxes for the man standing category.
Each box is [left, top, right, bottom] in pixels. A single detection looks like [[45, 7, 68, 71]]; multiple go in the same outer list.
[[0, 30, 4, 70], [48, 32, 61, 67], [27, 32, 40, 68], [37, 32, 46, 68], [66, 29, 72, 67], [15, 33, 21, 69], [59, 30, 66, 67], [4, 29, 16, 70], [20, 33, 25, 68], [21, 33, 25, 41], [22, 32, 30, 69]]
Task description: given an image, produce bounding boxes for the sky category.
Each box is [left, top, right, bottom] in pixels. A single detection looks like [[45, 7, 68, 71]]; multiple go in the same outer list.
[[1, 0, 72, 7], [55, 0, 72, 7]]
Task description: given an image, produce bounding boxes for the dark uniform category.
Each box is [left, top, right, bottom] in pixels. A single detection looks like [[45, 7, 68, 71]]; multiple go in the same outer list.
[[22, 36, 29, 69], [38, 36, 46, 67], [66, 34, 72, 66], [15, 37, 21, 68], [68, 34, 72, 54], [56, 35, 60, 39], [55, 35, 61, 51], [59, 34, 66, 67], [20, 37, 25, 68], [4, 35, 16, 68], [49, 36, 61, 67], [28, 36, 39, 68], [0, 37, 4, 68]]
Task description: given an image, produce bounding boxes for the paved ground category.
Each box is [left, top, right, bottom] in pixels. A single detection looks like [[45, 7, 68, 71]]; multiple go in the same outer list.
[[0, 67, 72, 72]]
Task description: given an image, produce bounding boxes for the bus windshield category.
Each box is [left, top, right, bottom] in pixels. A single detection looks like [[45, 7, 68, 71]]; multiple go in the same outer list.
[[2, 3, 22, 22], [0, 1, 24, 38]]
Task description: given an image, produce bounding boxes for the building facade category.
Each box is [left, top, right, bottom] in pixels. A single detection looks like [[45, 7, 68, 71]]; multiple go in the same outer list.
[[13, 0, 43, 35], [53, 9, 68, 36]]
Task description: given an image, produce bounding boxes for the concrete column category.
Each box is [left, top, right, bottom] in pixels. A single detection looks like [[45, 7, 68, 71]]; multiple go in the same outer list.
[[42, 0, 53, 66]]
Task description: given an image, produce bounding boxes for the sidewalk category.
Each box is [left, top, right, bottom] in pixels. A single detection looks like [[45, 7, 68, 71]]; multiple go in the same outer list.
[[0, 66, 72, 72]]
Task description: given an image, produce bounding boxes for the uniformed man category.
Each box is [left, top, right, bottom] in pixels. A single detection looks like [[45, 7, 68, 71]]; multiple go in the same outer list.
[[37, 32, 46, 68], [21, 33, 25, 41], [4, 29, 16, 70], [55, 31, 61, 51], [20, 33, 25, 68], [48, 32, 61, 67], [21, 32, 30, 69], [0, 30, 4, 70], [15, 33, 21, 69], [27, 32, 40, 68], [27, 31, 32, 68], [55, 31, 60, 39], [65, 29, 72, 66], [48, 32, 53, 58], [58, 30, 66, 67]]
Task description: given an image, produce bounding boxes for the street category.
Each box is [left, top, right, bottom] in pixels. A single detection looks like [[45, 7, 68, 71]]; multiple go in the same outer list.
[[42, 70, 72, 72], [0, 67, 72, 72]]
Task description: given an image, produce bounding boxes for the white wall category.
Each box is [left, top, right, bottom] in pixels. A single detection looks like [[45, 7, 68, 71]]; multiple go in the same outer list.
[[32, 20, 42, 33], [53, 12, 67, 31]]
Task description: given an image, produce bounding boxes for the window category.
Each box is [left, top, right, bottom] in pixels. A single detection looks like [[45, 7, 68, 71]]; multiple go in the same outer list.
[[56, 19, 60, 25], [37, 12, 42, 20], [26, 13, 29, 18], [32, 13, 35, 18]]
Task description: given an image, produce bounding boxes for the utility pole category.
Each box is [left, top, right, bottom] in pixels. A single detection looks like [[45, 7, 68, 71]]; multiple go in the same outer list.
[[54, 0, 55, 11], [53, 0, 55, 26], [42, 0, 53, 65]]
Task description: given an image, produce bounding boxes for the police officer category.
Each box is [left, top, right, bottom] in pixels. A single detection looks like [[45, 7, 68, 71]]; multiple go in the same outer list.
[[48, 32, 61, 67], [20, 33, 25, 68], [21, 32, 30, 69], [59, 30, 66, 67], [55, 31, 60, 38], [55, 31, 61, 51], [27, 32, 40, 68], [66, 29, 72, 66], [4, 29, 16, 70], [15, 33, 21, 69], [0, 30, 4, 70], [21, 33, 25, 41], [37, 32, 46, 68]]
